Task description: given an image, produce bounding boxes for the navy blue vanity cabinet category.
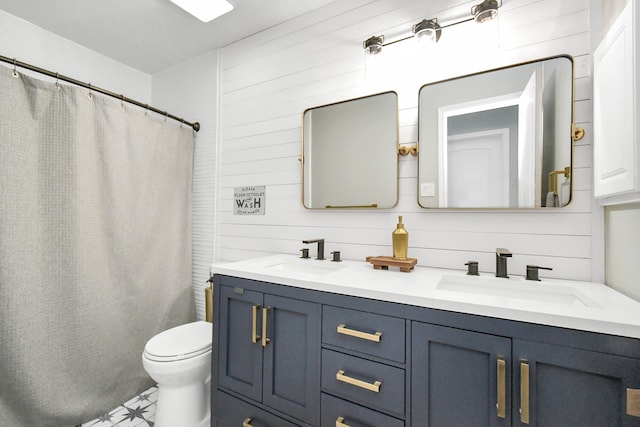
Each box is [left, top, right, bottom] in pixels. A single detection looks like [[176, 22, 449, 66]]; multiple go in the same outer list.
[[411, 322, 512, 427], [216, 283, 321, 426], [513, 339, 640, 427], [213, 273, 640, 427]]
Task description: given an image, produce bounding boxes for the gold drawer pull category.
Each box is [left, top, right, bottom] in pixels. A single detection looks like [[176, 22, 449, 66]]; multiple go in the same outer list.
[[262, 307, 271, 347], [520, 360, 530, 424], [336, 416, 350, 427], [251, 305, 260, 344], [337, 324, 382, 342], [628, 388, 640, 417], [497, 356, 506, 419], [242, 417, 253, 427], [336, 369, 381, 393]]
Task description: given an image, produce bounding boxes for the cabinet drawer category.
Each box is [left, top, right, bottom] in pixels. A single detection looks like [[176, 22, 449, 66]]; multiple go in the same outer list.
[[322, 349, 405, 418], [214, 391, 298, 427], [323, 305, 405, 363], [321, 393, 404, 427]]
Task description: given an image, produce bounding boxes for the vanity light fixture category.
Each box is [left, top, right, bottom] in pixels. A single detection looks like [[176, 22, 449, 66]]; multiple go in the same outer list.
[[412, 19, 442, 43], [472, 0, 501, 23], [363, 0, 501, 54], [169, 0, 234, 22], [363, 35, 385, 55]]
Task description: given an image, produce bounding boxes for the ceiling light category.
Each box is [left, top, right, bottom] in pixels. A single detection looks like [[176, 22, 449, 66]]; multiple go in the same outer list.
[[363, 36, 384, 55], [412, 19, 442, 43], [169, 0, 234, 23], [471, 0, 500, 23]]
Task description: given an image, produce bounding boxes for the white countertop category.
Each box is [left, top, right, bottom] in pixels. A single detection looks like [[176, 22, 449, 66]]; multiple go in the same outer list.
[[211, 254, 640, 339]]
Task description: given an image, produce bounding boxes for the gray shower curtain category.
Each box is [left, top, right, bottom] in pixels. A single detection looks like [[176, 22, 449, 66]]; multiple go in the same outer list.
[[0, 66, 195, 426]]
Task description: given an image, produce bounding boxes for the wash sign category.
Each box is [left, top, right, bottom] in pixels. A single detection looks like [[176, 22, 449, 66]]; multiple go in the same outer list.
[[234, 186, 265, 215]]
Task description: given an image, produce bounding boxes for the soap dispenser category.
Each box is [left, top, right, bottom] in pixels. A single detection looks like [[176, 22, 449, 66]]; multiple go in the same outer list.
[[392, 215, 408, 260]]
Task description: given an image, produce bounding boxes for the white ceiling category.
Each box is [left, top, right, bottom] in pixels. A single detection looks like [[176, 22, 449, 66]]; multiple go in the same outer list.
[[0, 0, 338, 74]]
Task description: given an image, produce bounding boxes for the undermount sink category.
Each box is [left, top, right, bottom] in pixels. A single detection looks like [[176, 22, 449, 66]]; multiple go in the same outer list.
[[436, 275, 599, 308], [266, 260, 344, 275]]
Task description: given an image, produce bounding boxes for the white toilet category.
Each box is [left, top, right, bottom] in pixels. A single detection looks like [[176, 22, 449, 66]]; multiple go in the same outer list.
[[142, 321, 212, 427]]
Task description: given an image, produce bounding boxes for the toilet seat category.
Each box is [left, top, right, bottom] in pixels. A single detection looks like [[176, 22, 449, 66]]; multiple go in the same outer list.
[[143, 321, 212, 362]]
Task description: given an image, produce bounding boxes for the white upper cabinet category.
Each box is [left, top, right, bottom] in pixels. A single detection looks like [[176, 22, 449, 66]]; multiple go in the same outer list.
[[593, 1, 640, 205]]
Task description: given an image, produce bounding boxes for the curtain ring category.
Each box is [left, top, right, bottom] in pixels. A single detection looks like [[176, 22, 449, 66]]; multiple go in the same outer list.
[[88, 83, 93, 99], [120, 94, 125, 109], [54, 72, 60, 90], [164, 111, 168, 123], [12, 58, 18, 77], [144, 105, 149, 117]]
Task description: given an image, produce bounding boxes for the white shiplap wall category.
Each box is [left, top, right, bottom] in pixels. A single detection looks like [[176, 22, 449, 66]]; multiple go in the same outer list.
[[216, 0, 600, 282]]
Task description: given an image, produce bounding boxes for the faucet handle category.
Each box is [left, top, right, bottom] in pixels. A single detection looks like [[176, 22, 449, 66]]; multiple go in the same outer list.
[[496, 248, 512, 257], [331, 251, 342, 262], [526, 265, 553, 281], [300, 248, 310, 259], [465, 261, 479, 276]]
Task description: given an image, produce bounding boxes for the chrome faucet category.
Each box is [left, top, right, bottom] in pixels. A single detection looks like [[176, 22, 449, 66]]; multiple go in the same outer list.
[[302, 239, 325, 260], [495, 248, 512, 278]]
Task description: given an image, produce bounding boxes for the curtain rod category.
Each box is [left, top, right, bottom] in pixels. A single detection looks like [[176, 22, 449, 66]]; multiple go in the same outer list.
[[0, 54, 200, 132]]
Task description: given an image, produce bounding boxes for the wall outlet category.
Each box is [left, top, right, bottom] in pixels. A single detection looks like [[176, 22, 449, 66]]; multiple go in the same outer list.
[[421, 182, 435, 197]]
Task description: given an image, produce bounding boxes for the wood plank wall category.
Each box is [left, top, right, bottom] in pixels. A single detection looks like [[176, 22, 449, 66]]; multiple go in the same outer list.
[[215, 0, 596, 281]]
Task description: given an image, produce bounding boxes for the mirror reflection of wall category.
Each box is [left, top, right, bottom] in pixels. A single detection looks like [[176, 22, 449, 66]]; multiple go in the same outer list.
[[302, 91, 399, 209], [418, 56, 574, 209]]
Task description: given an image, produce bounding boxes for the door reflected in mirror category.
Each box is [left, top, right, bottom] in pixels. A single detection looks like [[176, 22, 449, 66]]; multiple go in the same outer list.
[[302, 92, 399, 209], [418, 56, 575, 209]]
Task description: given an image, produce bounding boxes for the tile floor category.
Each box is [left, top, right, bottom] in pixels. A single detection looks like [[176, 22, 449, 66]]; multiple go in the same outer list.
[[79, 386, 157, 427]]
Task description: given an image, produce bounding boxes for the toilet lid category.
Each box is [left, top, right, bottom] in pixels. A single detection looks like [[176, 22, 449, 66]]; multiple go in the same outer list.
[[144, 321, 212, 362]]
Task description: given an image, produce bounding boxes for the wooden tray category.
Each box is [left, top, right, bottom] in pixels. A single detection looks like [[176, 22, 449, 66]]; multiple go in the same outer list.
[[366, 256, 417, 272]]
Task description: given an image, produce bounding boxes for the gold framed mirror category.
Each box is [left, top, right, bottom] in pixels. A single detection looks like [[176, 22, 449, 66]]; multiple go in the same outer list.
[[417, 55, 579, 209], [302, 91, 399, 209]]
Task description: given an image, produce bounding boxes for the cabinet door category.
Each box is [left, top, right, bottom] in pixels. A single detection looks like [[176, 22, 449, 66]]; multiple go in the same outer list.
[[218, 285, 263, 402], [412, 322, 512, 427], [513, 339, 640, 427], [262, 294, 321, 426], [593, 1, 638, 199]]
